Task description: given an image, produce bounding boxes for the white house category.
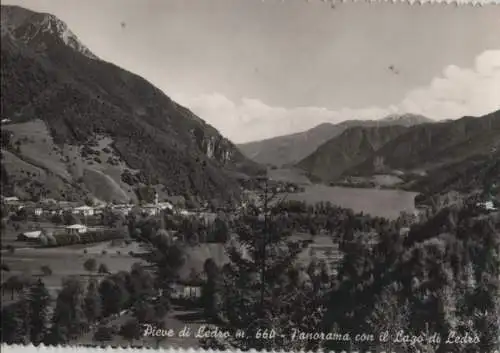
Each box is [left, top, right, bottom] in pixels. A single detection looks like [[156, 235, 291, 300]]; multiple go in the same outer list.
[[142, 204, 161, 216], [171, 284, 202, 299], [17, 230, 42, 241], [72, 205, 95, 216], [178, 209, 194, 217], [399, 227, 411, 237], [112, 205, 132, 216], [478, 200, 497, 211], [93, 204, 107, 215], [2, 196, 19, 203], [65, 224, 88, 235], [158, 202, 174, 210]]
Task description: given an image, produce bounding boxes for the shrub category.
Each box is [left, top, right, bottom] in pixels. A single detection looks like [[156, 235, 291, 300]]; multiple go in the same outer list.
[[39, 235, 48, 247], [83, 258, 97, 272], [40, 265, 53, 276], [93, 325, 113, 343], [98, 263, 109, 274]]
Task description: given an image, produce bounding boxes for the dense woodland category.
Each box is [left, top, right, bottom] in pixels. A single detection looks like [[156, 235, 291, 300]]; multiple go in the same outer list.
[[1, 192, 498, 352]]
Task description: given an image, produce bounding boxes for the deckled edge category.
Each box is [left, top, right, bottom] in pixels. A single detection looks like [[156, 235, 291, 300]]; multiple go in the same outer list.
[[1, 2, 498, 353], [275, 0, 499, 5], [1, 345, 499, 353]]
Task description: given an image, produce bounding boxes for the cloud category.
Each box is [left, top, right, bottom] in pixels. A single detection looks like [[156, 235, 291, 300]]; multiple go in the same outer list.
[[172, 50, 500, 143]]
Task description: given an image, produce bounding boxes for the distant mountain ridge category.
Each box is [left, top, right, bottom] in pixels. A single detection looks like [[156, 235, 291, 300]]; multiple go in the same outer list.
[[296, 110, 499, 184], [0, 5, 261, 204], [296, 125, 409, 182], [348, 110, 500, 176], [238, 114, 433, 166]]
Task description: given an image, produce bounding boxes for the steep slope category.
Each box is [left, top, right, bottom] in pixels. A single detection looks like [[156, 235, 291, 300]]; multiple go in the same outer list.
[[0, 5, 261, 203], [295, 125, 408, 182], [410, 150, 500, 203], [238, 114, 432, 166], [347, 110, 500, 177]]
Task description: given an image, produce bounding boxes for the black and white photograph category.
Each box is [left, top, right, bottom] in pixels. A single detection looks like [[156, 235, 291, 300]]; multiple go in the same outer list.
[[0, 0, 499, 352]]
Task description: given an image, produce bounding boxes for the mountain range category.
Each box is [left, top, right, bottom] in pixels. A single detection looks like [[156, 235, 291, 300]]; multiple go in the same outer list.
[[295, 124, 409, 182], [237, 114, 433, 167], [0, 5, 261, 205], [347, 110, 500, 177], [1, 5, 497, 207], [296, 110, 500, 191]]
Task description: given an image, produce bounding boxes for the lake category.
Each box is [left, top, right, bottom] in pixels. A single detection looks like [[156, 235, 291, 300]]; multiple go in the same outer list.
[[285, 184, 418, 220]]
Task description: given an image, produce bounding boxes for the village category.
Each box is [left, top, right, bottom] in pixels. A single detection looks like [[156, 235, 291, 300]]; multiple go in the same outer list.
[[1, 193, 175, 243]]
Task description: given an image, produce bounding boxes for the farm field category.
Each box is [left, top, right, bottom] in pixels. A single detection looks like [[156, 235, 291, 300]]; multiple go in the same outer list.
[[1, 241, 144, 307], [282, 184, 418, 220]]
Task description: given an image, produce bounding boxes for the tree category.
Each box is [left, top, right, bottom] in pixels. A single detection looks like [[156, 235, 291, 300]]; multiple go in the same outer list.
[[1, 302, 26, 344], [102, 208, 121, 228], [128, 263, 155, 302], [98, 263, 110, 275], [3, 275, 30, 300], [202, 258, 221, 321], [83, 258, 97, 274], [211, 217, 229, 243], [62, 211, 80, 226], [40, 265, 53, 276], [27, 279, 51, 345], [46, 277, 87, 345], [139, 229, 185, 305], [14, 208, 28, 222], [99, 274, 130, 317], [51, 214, 63, 225], [119, 318, 142, 345], [93, 325, 113, 344], [132, 300, 156, 323], [83, 279, 101, 323], [364, 283, 410, 352], [201, 185, 313, 351], [0, 283, 34, 345]]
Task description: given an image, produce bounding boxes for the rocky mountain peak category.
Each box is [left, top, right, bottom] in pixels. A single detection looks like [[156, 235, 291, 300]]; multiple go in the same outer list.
[[1, 5, 98, 60]]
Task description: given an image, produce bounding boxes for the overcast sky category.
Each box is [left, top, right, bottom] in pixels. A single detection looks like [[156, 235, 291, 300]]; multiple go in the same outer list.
[[3, 0, 500, 142]]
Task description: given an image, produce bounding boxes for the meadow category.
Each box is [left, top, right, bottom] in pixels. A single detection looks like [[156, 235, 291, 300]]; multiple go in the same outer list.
[[0, 241, 143, 306]]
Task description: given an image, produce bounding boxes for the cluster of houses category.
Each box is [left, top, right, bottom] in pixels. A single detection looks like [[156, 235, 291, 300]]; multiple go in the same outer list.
[[1, 192, 176, 219], [1, 193, 180, 243], [17, 224, 90, 242]]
